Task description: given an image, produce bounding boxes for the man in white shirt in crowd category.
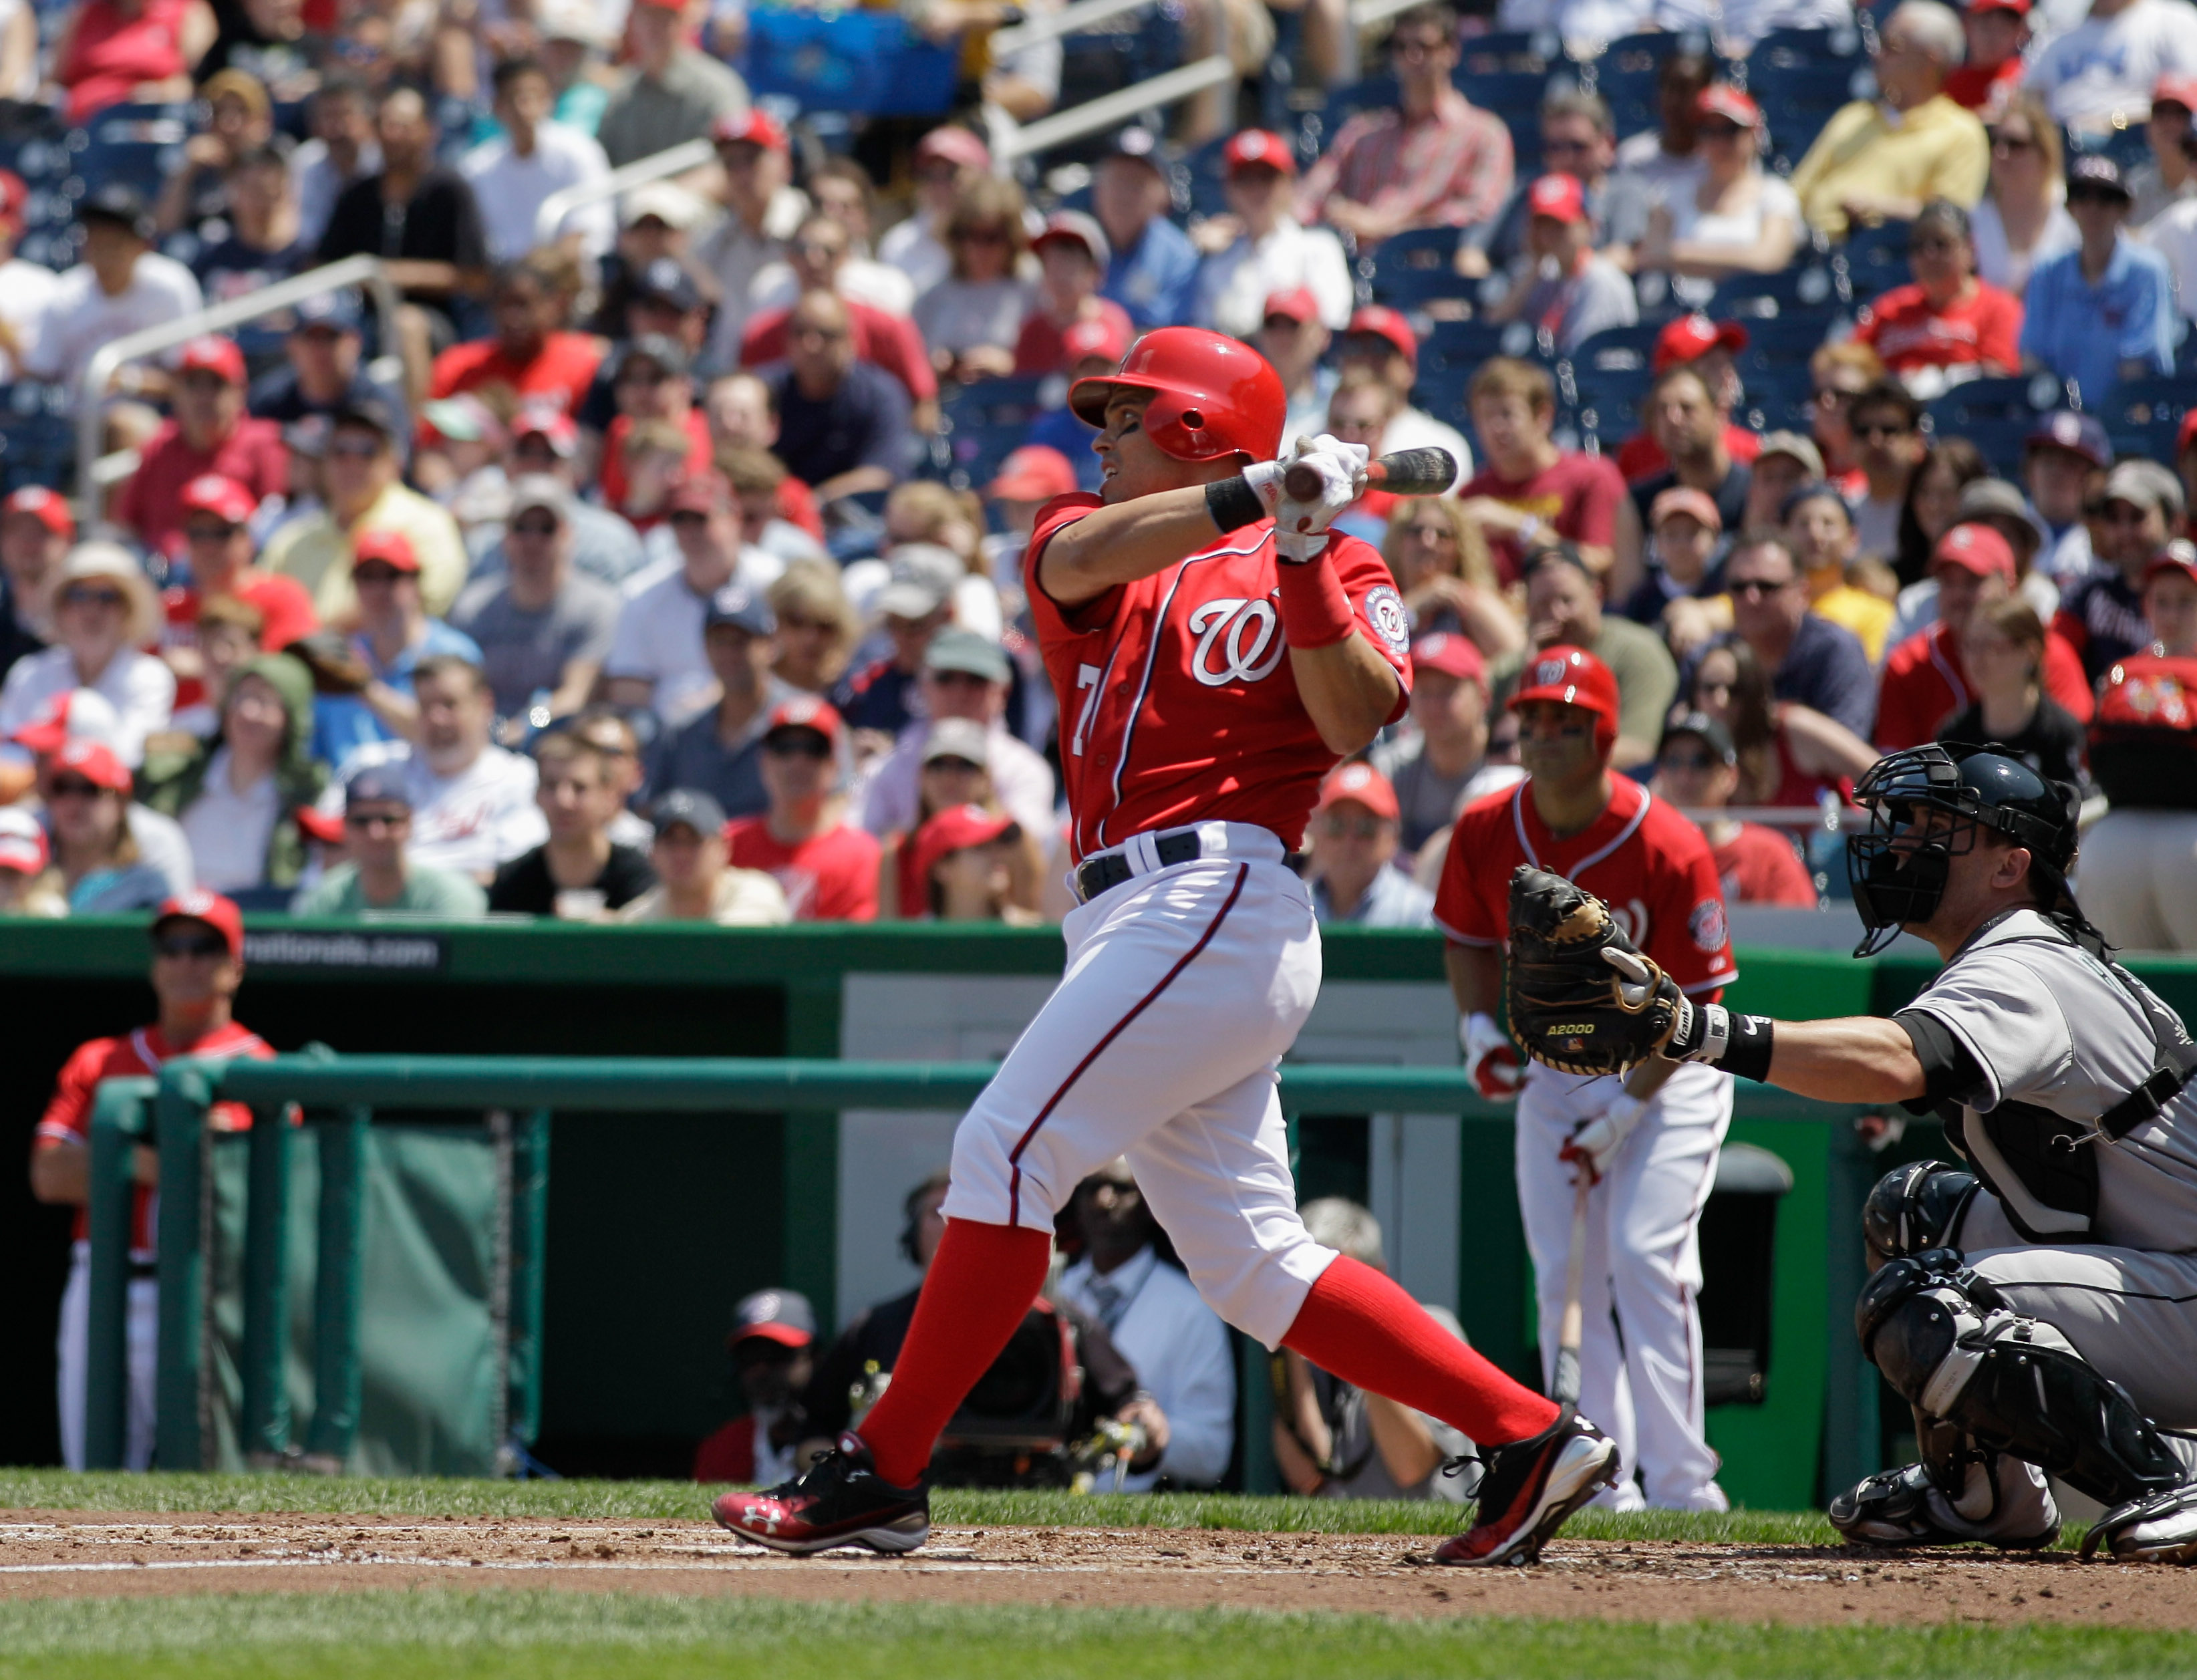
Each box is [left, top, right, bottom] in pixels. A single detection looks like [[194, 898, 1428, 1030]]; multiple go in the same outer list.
[[291, 76, 380, 250], [604, 469, 779, 728], [853, 629, 1055, 843], [750, 158, 915, 319], [2026, 0, 2197, 130], [324, 656, 547, 880], [462, 55, 614, 265], [878, 126, 990, 298], [1054, 1158, 1235, 1492], [0, 170, 54, 384], [25, 186, 201, 397], [1193, 130, 1354, 338], [1336, 306, 1473, 486], [698, 109, 807, 369]]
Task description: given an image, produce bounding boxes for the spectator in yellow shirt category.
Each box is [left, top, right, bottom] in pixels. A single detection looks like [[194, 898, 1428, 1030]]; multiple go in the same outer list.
[[1783, 482, 1897, 662], [1789, 0, 1991, 239]]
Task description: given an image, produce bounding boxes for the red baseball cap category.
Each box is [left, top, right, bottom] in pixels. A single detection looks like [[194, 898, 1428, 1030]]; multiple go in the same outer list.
[[1526, 172, 1587, 225], [180, 473, 257, 527], [1411, 632, 1485, 684], [987, 444, 1078, 502], [1346, 305, 1417, 368], [0, 168, 27, 235], [154, 889, 245, 960], [13, 688, 120, 756], [1509, 644, 1620, 751], [1223, 129, 1296, 176], [51, 737, 132, 793], [1316, 760, 1399, 821], [1060, 315, 1128, 365], [351, 528, 421, 573], [1262, 287, 1320, 325], [2180, 408, 2197, 458], [914, 124, 990, 172], [0, 807, 48, 875], [3, 485, 74, 539], [1653, 313, 1749, 372], [909, 803, 1019, 890], [176, 334, 247, 385], [764, 694, 845, 744], [712, 108, 787, 151], [1695, 84, 1761, 127], [294, 805, 348, 846], [1649, 485, 1723, 533], [667, 470, 734, 515], [1932, 521, 2016, 581], [2154, 72, 2197, 112], [1970, 0, 2029, 15], [512, 404, 579, 458], [2144, 539, 2197, 589]]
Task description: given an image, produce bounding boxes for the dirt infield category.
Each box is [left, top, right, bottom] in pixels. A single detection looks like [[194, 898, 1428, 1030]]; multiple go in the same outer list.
[[2, 1510, 2193, 1627]]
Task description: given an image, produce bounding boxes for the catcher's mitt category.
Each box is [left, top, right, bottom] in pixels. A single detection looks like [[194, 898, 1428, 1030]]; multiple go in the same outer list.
[[1506, 865, 1682, 1077]]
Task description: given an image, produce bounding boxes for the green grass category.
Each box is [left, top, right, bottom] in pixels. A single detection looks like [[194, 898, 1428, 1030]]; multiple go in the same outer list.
[[0, 1468, 1844, 1545], [0, 1592, 2183, 1680]]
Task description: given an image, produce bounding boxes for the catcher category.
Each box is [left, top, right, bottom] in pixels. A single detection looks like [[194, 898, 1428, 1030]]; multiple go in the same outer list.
[[1435, 648, 1737, 1512], [1503, 742, 2197, 1563]]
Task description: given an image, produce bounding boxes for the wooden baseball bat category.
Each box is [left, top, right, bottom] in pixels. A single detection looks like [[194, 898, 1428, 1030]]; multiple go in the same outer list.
[[1282, 446, 1456, 503], [1552, 1059, 1670, 1407]]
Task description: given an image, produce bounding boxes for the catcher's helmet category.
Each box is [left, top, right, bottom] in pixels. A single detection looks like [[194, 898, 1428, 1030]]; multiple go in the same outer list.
[[1067, 327, 1286, 463], [1508, 644, 1620, 753], [1847, 744, 2081, 956]]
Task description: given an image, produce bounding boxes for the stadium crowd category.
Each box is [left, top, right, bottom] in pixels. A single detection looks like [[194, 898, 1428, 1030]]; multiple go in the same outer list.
[[0, 0, 2182, 952]]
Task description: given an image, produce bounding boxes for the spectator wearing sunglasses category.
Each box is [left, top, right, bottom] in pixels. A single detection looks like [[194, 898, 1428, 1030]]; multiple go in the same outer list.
[[1842, 381, 1930, 565], [291, 764, 487, 918], [725, 698, 880, 922], [308, 530, 484, 766], [1304, 762, 1433, 928], [617, 786, 788, 924], [489, 730, 657, 917], [0, 544, 172, 768], [2019, 155, 2177, 402], [1651, 712, 1817, 907], [1968, 92, 2077, 299], [159, 474, 319, 716], [114, 334, 287, 559], [41, 739, 176, 914], [853, 628, 1055, 846]]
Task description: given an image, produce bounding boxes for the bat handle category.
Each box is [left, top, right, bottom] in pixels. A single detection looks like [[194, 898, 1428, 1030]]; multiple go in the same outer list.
[[1282, 462, 1324, 502], [1554, 1171, 1591, 1407]]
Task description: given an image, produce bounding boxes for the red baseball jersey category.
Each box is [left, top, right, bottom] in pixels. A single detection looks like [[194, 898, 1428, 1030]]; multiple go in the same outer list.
[[725, 817, 881, 922], [32, 1021, 272, 1254], [1026, 495, 1413, 860], [1434, 776, 1736, 1000]]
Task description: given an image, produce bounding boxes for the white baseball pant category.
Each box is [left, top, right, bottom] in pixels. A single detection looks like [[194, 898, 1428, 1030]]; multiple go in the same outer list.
[[56, 1241, 158, 1472], [941, 824, 1338, 1349], [2075, 810, 2197, 952], [1516, 1060, 1733, 1511]]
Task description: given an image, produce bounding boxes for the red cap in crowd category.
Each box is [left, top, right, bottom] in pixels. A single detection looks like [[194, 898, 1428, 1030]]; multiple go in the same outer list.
[[1315, 761, 1399, 822], [1223, 129, 1296, 176], [1970, 0, 2029, 14], [1262, 287, 1320, 325], [2154, 72, 2197, 112], [910, 803, 1020, 889], [1649, 485, 1723, 533], [1060, 315, 1128, 366], [0, 807, 47, 875], [1346, 305, 1417, 367], [0, 169, 27, 235], [712, 108, 787, 151], [987, 444, 1078, 502], [512, 404, 579, 458], [295, 805, 348, 846], [764, 694, 845, 745], [351, 528, 421, 573], [13, 688, 119, 756], [1509, 644, 1620, 752], [50, 737, 132, 793], [1526, 173, 1587, 225], [2180, 408, 2197, 460], [180, 473, 257, 526], [914, 124, 990, 172], [1695, 84, 1761, 128], [2144, 540, 2197, 589], [1411, 632, 1485, 684], [176, 335, 247, 385], [3, 485, 74, 539], [1032, 208, 1111, 267], [155, 889, 245, 961], [667, 470, 734, 515], [1933, 522, 2016, 581], [1653, 313, 1749, 372]]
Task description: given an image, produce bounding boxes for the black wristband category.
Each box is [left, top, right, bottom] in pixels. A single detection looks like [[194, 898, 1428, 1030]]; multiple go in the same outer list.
[[1720, 1013, 1775, 1083], [1206, 475, 1266, 533]]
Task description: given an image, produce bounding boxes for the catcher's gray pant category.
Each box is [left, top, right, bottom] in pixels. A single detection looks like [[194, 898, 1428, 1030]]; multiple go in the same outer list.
[[1517, 1061, 1734, 1510]]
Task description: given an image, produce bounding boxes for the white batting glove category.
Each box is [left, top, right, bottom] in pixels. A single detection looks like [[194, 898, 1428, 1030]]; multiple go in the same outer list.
[[1460, 1012, 1521, 1102], [1271, 434, 1370, 562], [1560, 1091, 1646, 1184]]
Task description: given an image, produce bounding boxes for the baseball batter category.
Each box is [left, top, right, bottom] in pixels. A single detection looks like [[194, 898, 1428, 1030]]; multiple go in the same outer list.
[[1437, 642, 1738, 1511], [716, 327, 1620, 1565], [1512, 744, 2197, 1560]]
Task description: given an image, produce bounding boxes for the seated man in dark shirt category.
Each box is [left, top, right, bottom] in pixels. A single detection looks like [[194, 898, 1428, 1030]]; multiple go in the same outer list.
[[1717, 531, 1877, 740], [193, 145, 313, 316], [756, 289, 913, 505], [487, 730, 657, 915], [2057, 460, 2182, 686], [247, 290, 410, 434]]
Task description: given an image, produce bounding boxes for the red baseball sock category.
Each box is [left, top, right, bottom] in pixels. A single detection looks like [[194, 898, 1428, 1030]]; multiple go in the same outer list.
[[1282, 1254, 1560, 1445], [854, 1218, 1054, 1488]]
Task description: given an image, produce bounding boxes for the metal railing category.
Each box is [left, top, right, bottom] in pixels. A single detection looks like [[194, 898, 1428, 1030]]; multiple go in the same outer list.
[[76, 255, 402, 519], [990, 0, 1157, 55], [994, 55, 1235, 161], [88, 1053, 1875, 1491], [534, 137, 714, 249]]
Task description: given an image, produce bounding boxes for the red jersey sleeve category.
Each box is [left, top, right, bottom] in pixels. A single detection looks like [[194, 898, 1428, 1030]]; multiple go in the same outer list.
[[1023, 493, 1116, 633], [1326, 533, 1413, 722], [33, 1038, 116, 1149], [1642, 809, 1735, 999], [740, 309, 788, 368], [1432, 799, 1508, 946], [1565, 454, 1624, 547], [878, 311, 937, 402]]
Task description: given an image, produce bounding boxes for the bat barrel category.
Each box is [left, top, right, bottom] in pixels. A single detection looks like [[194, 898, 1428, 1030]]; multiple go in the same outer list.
[[1279, 448, 1457, 504]]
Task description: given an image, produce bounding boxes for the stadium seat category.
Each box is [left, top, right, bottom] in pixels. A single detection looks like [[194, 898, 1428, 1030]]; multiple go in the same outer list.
[[1746, 24, 1864, 70], [1924, 372, 2064, 472], [0, 386, 75, 497], [1837, 219, 1913, 299], [1707, 263, 1846, 317], [936, 376, 1054, 493], [1368, 225, 1473, 309], [64, 102, 192, 199], [2101, 376, 2194, 464], [1458, 29, 1558, 72], [1568, 317, 1665, 374], [1751, 61, 1872, 162]]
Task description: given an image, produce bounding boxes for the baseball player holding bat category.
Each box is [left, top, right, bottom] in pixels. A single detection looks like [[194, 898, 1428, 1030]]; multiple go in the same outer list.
[[716, 326, 1618, 1566], [1501, 743, 2197, 1562]]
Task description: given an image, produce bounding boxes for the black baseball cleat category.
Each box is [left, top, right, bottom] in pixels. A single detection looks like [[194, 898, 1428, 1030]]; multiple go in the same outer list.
[[711, 1433, 930, 1556], [2083, 1484, 2197, 1563], [1829, 1461, 2060, 1551], [1434, 1407, 1620, 1566]]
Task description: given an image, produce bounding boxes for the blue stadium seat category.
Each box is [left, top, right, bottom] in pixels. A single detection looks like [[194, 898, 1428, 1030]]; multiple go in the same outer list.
[[2101, 376, 2194, 464], [2065, 122, 2150, 176], [1568, 317, 1664, 374], [1838, 219, 1913, 299], [0, 386, 75, 497], [1368, 225, 1471, 308], [1566, 367, 1652, 446], [1735, 313, 1843, 360], [1707, 263, 1845, 317], [1751, 61, 1872, 162], [1455, 65, 1554, 119], [1459, 29, 1558, 72], [64, 102, 192, 199], [1746, 24, 1864, 70], [1924, 373, 2065, 472], [936, 376, 1052, 493]]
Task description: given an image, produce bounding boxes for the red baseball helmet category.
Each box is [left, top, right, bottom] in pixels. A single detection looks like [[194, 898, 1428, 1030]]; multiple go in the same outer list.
[[1068, 327, 1286, 463], [1509, 644, 1619, 754]]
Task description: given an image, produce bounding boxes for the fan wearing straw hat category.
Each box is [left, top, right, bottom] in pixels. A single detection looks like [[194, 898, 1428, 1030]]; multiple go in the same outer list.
[[0, 545, 172, 767]]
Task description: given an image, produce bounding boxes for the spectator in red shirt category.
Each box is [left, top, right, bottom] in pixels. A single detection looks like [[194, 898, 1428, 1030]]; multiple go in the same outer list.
[[598, 336, 709, 513], [1652, 710, 1817, 906], [162, 474, 319, 711], [1944, 0, 2029, 118], [29, 890, 270, 1469], [52, 0, 212, 126], [116, 335, 287, 558], [1853, 200, 2021, 391], [1877, 521, 2095, 748], [1455, 356, 1624, 583], [726, 696, 881, 921], [428, 251, 604, 416], [739, 214, 937, 408], [1013, 212, 1133, 376], [1612, 315, 1762, 484]]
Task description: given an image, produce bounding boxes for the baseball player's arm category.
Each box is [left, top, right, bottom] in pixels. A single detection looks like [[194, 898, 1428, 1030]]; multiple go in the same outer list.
[[1291, 631, 1403, 755], [1036, 486, 1238, 607], [1687, 1011, 1926, 1103], [29, 1138, 158, 1206], [1445, 941, 1501, 1018]]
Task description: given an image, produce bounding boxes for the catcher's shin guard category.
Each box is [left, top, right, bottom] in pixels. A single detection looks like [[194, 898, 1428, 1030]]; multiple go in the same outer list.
[[1858, 1252, 2187, 1508]]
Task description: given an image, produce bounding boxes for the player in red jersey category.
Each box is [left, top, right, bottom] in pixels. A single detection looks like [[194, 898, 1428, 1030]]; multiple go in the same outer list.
[[27, 891, 273, 1470], [724, 697, 881, 921], [1438, 647, 1738, 1510], [715, 327, 1619, 1565]]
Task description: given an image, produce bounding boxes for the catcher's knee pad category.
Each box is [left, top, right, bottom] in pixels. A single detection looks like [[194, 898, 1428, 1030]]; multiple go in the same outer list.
[[1863, 1163, 1980, 1270], [1858, 1251, 2185, 1508]]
